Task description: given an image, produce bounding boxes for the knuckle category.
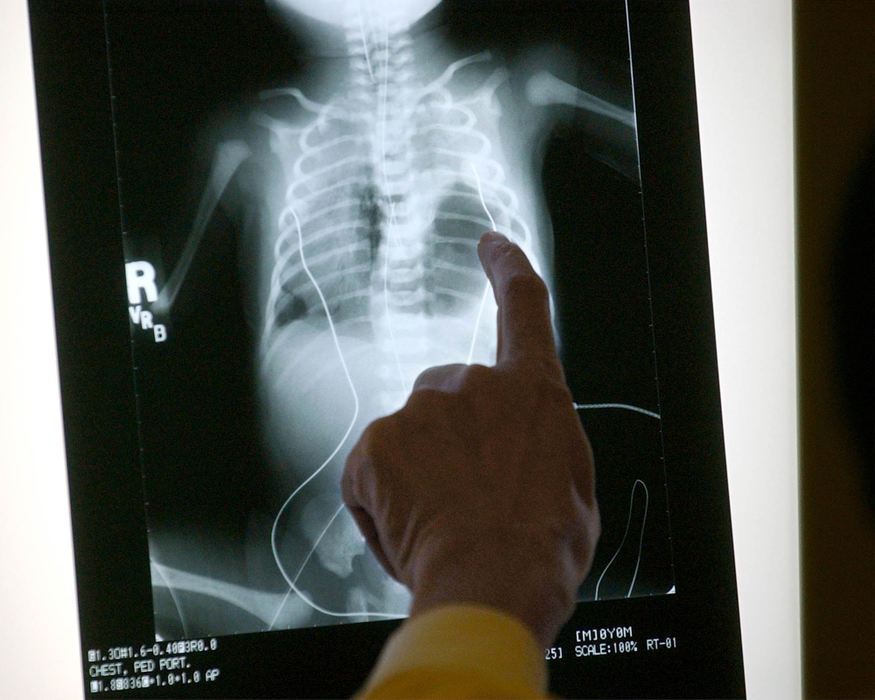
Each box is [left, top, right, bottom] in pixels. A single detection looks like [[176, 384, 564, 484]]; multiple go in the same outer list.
[[411, 363, 497, 398], [454, 364, 506, 404], [459, 362, 494, 390], [411, 363, 465, 393], [339, 472, 359, 508], [405, 386, 449, 408], [356, 414, 395, 454]]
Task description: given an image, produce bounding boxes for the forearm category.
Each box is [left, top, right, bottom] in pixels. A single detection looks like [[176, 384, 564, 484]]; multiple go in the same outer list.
[[408, 524, 584, 647]]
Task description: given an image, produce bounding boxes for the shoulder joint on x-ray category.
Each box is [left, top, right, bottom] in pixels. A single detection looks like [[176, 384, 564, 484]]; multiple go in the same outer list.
[[525, 70, 639, 179], [526, 70, 635, 129]]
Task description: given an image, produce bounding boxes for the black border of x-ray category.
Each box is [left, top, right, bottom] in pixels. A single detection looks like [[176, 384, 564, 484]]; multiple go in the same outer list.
[[28, 0, 744, 697]]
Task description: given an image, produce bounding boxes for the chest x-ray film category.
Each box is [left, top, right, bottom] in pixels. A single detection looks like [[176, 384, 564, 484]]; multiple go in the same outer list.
[[30, 0, 745, 697]]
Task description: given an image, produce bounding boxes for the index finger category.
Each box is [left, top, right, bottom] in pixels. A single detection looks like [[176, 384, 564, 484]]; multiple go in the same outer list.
[[477, 232, 560, 369]]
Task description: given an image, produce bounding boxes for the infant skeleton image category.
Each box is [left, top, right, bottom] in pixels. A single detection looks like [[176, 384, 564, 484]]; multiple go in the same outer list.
[[111, 0, 671, 637]]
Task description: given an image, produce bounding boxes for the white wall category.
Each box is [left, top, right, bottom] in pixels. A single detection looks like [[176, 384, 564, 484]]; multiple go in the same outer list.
[[0, 1, 83, 698]]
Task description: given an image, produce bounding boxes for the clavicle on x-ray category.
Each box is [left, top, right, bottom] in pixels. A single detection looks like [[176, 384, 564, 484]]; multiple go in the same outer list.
[[137, 0, 665, 637]]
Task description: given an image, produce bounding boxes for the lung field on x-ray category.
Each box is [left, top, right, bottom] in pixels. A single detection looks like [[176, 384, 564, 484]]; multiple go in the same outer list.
[[106, 0, 672, 639]]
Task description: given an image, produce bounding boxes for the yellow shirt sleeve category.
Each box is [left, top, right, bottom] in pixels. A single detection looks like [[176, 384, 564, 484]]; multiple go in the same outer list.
[[355, 604, 549, 699]]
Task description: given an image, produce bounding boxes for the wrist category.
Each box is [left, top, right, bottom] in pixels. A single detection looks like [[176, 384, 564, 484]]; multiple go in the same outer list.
[[407, 524, 578, 646]]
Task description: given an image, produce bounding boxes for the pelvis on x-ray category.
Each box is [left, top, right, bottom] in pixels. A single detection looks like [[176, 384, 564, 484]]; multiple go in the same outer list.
[[147, 0, 642, 634]]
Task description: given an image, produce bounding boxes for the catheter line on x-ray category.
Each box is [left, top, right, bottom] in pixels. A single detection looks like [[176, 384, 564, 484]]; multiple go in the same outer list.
[[466, 162, 497, 364], [594, 479, 650, 600]]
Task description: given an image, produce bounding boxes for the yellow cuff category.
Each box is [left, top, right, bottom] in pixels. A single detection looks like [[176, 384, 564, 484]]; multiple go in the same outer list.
[[356, 604, 548, 699]]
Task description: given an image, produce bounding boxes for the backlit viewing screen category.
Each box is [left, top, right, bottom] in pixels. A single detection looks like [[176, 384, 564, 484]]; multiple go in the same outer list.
[[28, 0, 745, 697]]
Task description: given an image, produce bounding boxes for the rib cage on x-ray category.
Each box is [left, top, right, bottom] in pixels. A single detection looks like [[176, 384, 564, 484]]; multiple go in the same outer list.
[[259, 50, 528, 411], [124, 1, 672, 638]]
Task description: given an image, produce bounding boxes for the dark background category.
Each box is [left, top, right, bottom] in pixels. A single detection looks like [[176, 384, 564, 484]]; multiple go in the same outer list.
[[795, 2, 874, 698]]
